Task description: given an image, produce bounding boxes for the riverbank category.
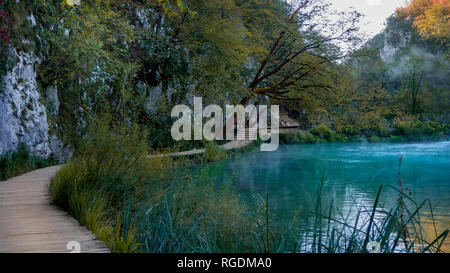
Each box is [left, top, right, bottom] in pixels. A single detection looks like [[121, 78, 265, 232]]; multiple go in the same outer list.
[[158, 121, 450, 164], [48, 119, 449, 253], [279, 124, 450, 145]]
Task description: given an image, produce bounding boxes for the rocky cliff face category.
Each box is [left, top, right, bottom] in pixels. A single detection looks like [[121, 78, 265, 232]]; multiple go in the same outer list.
[[379, 28, 411, 64], [0, 48, 69, 161], [0, 48, 49, 157]]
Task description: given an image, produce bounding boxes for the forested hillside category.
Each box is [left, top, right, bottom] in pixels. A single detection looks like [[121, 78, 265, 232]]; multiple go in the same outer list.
[[352, 0, 449, 125]]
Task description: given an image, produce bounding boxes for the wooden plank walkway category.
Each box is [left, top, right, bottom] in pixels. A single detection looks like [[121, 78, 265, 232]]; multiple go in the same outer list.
[[149, 139, 254, 158], [149, 128, 298, 158], [0, 166, 109, 253]]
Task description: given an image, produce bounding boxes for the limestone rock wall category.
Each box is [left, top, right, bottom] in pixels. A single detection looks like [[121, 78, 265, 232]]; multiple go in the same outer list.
[[0, 48, 69, 161], [0, 48, 50, 157]]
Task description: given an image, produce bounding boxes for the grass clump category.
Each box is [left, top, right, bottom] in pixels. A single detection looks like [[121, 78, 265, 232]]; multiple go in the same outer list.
[[0, 143, 55, 181], [203, 141, 227, 162]]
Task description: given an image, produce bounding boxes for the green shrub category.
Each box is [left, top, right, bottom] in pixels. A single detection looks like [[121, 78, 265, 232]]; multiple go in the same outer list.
[[421, 121, 449, 135], [280, 130, 318, 144], [392, 113, 448, 140], [309, 126, 348, 143], [347, 136, 364, 143], [368, 136, 382, 143], [0, 143, 55, 181], [376, 120, 392, 137], [386, 135, 406, 143], [337, 125, 360, 136], [445, 124, 450, 134], [331, 134, 348, 143], [203, 142, 227, 162], [311, 125, 334, 142]]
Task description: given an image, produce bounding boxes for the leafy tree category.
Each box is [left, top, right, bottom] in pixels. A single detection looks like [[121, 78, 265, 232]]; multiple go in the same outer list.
[[30, 0, 137, 144], [397, 0, 449, 42], [242, 0, 363, 102]]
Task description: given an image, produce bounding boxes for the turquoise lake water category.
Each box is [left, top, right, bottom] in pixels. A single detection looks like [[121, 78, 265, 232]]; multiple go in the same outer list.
[[196, 141, 450, 251]]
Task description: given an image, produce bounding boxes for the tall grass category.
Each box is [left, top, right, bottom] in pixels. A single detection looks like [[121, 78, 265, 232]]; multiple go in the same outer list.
[[0, 143, 55, 181], [50, 117, 253, 252], [285, 184, 448, 253], [50, 117, 448, 253], [203, 142, 227, 162], [50, 117, 169, 252]]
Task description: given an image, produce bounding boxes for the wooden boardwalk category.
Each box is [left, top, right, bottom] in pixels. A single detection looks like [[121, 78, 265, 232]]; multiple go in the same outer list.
[[149, 128, 297, 158], [0, 166, 109, 253], [149, 139, 254, 158]]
